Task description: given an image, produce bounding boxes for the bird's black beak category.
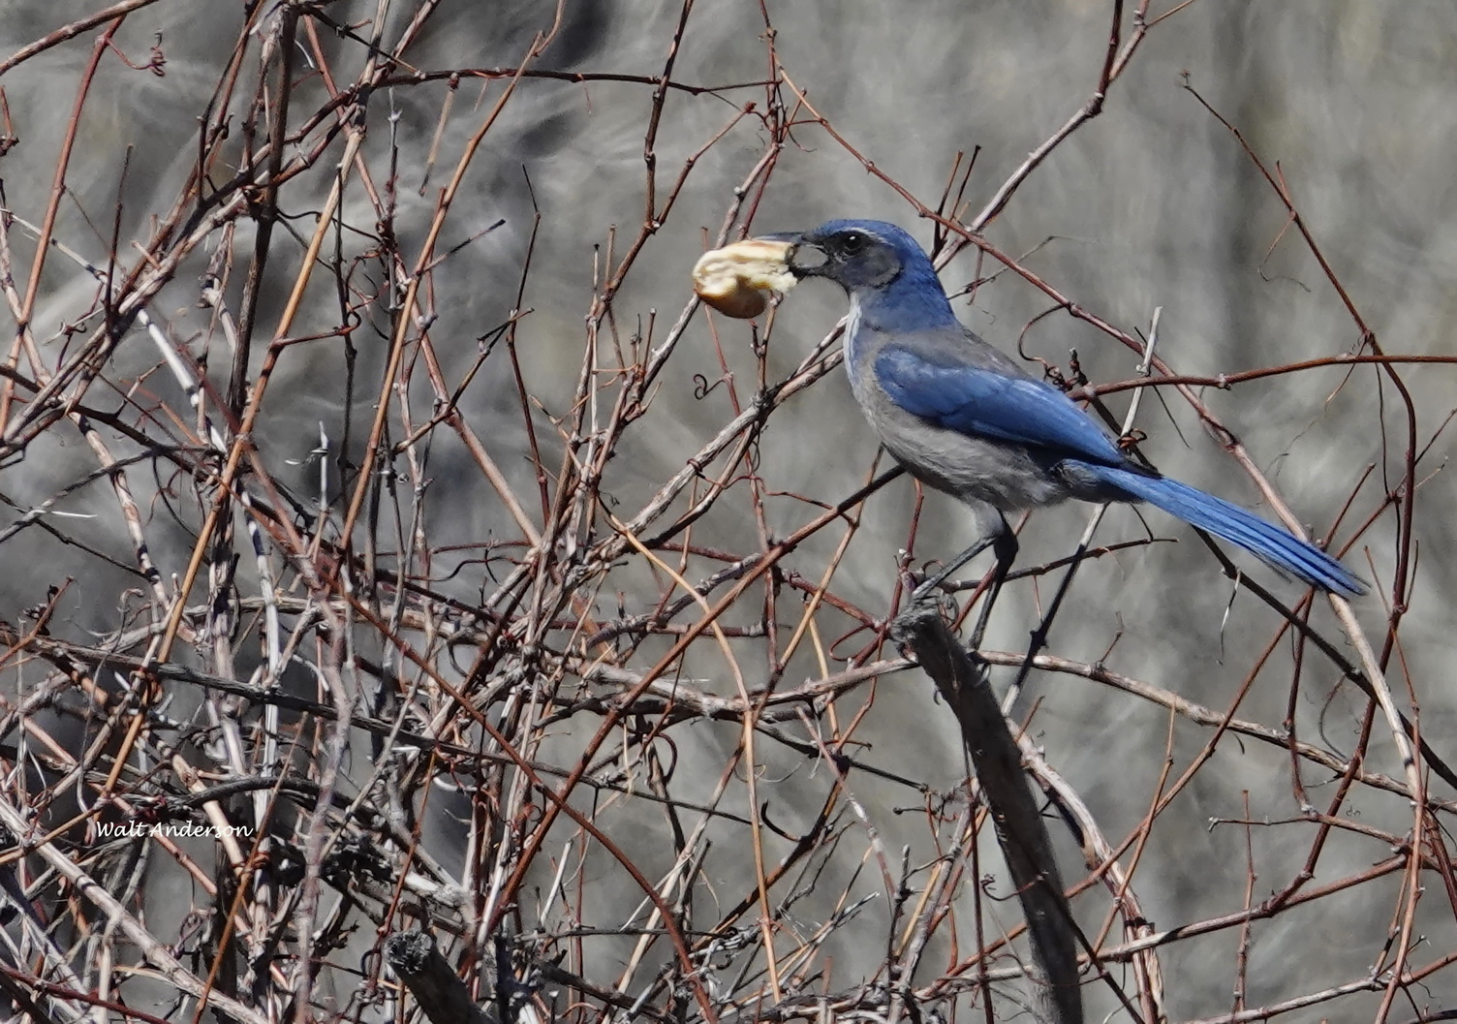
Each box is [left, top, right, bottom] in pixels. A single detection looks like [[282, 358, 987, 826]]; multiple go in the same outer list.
[[753, 231, 826, 279]]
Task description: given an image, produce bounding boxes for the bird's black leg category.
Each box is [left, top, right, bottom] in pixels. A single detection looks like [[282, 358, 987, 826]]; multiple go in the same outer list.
[[910, 528, 1000, 603], [967, 514, 1018, 650], [910, 513, 1018, 650]]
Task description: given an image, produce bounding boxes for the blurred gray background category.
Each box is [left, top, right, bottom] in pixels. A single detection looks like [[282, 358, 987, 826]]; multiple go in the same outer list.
[[2, 2, 1455, 1022]]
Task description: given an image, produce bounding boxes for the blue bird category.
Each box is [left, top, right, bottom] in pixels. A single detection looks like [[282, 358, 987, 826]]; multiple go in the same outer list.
[[766, 219, 1366, 602]]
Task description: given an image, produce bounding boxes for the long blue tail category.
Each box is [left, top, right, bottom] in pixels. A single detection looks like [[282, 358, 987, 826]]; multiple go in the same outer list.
[[1091, 465, 1366, 597]]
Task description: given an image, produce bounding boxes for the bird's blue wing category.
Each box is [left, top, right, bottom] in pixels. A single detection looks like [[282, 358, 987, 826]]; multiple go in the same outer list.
[[875, 344, 1126, 466]]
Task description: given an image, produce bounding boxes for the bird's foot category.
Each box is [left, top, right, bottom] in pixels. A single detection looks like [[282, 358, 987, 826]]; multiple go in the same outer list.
[[905, 577, 960, 620], [906, 564, 964, 605]]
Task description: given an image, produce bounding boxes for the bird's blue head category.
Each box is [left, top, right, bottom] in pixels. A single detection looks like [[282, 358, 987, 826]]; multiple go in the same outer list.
[[767, 219, 958, 332]]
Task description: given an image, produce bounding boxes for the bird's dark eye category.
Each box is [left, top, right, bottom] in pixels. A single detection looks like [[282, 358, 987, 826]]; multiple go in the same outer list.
[[838, 232, 866, 255]]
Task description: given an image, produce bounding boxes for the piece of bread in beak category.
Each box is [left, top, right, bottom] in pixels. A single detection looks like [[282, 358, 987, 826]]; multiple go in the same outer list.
[[692, 239, 797, 319]]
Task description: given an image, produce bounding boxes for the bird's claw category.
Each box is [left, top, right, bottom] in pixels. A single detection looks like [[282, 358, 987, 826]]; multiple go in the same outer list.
[[907, 563, 962, 605], [907, 577, 959, 617]]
